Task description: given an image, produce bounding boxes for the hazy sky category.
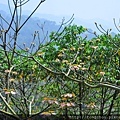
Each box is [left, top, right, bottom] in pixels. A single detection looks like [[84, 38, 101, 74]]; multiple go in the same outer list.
[[25, 0, 120, 20], [1, 0, 120, 20], [1, 0, 120, 31]]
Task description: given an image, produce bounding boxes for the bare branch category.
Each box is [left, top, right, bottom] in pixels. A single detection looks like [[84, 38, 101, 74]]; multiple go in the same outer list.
[[113, 18, 120, 32], [0, 93, 18, 117], [18, 0, 46, 31]]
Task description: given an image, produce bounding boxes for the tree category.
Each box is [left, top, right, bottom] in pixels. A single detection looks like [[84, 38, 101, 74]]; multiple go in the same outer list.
[[0, 0, 120, 120], [0, 0, 49, 119], [0, 0, 74, 119], [34, 24, 120, 119]]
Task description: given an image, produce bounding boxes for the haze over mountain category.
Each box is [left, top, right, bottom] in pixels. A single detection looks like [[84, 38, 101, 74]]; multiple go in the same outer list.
[[0, 3, 117, 49], [22, 8, 118, 33]]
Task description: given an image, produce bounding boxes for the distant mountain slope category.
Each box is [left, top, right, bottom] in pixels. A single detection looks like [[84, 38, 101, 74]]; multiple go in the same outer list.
[[17, 15, 61, 46], [0, 9, 61, 49]]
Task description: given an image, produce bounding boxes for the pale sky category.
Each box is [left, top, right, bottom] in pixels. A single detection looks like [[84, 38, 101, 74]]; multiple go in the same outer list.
[[1, 0, 120, 20], [25, 0, 120, 20], [26, 0, 120, 20], [1, 0, 120, 31]]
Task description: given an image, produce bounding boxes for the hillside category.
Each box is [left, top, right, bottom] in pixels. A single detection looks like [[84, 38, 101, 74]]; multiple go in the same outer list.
[[0, 10, 61, 48]]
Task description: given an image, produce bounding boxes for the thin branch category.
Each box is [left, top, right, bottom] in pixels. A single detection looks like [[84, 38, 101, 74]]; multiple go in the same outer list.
[[17, 0, 30, 7], [0, 110, 19, 119], [6, 1, 17, 33], [18, 0, 46, 31], [84, 81, 120, 91], [30, 56, 120, 91], [0, 93, 18, 117], [113, 18, 120, 32], [0, 14, 15, 31], [29, 104, 51, 118], [95, 22, 105, 34], [99, 24, 108, 34]]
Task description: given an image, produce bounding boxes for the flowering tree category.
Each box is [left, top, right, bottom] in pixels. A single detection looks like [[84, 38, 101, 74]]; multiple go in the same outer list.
[[34, 24, 120, 119], [0, 0, 120, 120]]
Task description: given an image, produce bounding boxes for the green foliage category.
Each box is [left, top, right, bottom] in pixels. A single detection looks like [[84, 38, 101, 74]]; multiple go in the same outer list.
[[0, 24, 120, 118], [36, 24, 120, 115]]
